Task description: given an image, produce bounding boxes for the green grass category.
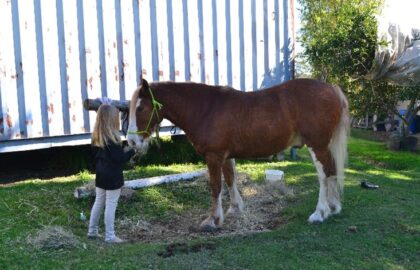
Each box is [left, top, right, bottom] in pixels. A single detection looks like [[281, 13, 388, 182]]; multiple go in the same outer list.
[[1, 130, 419, 269]]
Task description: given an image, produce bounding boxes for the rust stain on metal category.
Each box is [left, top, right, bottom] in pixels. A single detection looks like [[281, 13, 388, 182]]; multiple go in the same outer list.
[[175, 70, 179, 76], [107, 49, 111, 57], [158, 70, 163, 76], [25, 119, 33, 126], [89, 76, 93, 90], [6, 114, 12, 128], [124, 39, 128, 45], [67, 74, 70, 81], [11, 74, 18, 80], [72, 115, 76, 122], [113, 42, 116, 49], [48, 103, 55, 114], [48, 118, 52, 124], [142, 69, 147, 75], [68, 46, 72, 53], [271, 11, 276, 21]]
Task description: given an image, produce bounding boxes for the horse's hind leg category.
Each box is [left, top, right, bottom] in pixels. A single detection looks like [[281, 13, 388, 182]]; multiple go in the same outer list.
[[308, 147, 341, 223], [222, 159, 244, 215]]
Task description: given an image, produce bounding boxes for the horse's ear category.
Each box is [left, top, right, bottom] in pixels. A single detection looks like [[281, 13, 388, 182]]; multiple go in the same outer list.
[[138, 78, 150, 97], [141, 78, 149, 91]]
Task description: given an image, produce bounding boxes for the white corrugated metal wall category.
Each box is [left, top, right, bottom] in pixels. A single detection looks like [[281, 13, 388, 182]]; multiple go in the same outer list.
[[0, 0, 295, 153]]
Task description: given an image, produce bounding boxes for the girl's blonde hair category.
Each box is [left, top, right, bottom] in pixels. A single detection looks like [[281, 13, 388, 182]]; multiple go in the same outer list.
[[92, 104, 121, 147]]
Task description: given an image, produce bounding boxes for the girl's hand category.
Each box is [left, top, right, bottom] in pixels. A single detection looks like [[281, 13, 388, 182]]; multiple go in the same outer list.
[[99, 97, 112, 105]]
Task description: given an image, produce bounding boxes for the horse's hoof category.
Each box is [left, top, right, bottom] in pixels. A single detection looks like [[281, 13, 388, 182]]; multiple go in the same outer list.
[[226, 206, 242, 215], [199, 224, 221, 233], [308, 212, 324, 224]]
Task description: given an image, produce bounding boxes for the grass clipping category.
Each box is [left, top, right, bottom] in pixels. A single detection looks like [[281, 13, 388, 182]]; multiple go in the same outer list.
[[27, 226, 80, 251]]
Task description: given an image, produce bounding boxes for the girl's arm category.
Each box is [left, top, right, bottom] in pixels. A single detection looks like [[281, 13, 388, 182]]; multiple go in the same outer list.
[[107, 142, 135, 164]]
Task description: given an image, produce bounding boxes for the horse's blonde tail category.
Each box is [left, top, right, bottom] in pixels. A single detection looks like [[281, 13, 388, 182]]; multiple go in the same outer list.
[[329, 86, 350, 195]]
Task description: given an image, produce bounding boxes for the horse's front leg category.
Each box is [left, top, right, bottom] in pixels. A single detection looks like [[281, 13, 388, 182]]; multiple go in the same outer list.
[[200, 153, 224, 232], [223, 158, 244, 215]]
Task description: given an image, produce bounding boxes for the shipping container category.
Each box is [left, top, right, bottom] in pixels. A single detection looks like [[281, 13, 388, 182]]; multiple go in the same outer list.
[[0, 0, 295, 153]]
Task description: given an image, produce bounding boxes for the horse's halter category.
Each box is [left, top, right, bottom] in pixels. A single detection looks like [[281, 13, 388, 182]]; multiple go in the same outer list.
[[127, 87, 163, 137]]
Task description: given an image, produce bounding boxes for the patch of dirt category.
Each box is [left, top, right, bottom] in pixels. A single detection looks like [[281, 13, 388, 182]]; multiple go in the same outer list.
[[118, 173, 294, 243]]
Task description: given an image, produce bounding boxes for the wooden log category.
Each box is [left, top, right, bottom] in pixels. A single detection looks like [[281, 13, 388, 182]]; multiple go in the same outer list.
[[83, 98, 130, 112]]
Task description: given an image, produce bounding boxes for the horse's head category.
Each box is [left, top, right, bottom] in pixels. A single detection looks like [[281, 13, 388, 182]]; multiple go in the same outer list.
[[127, 79, 162, 151]]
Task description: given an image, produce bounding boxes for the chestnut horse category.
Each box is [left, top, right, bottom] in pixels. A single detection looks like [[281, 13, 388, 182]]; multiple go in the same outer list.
[[127, 78, 349, 231]]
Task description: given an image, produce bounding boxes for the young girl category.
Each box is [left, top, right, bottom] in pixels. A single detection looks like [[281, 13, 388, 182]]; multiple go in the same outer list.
[[88, 104, 135, 243]]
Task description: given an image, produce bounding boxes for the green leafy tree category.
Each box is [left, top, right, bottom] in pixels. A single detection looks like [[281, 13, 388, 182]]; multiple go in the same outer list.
[[298, 0, 419, 139], [298, 0, 381, 82]]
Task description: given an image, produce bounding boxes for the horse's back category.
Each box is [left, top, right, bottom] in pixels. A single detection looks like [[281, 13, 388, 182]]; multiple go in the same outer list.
[[156, 79, 345, 157]]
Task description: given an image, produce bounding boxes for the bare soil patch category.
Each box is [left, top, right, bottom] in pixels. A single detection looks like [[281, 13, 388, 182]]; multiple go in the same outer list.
[[118, 173, 294, 243]]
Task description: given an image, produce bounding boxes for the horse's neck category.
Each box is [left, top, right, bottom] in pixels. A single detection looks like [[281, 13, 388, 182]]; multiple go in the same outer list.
[[153, 84, 204, 132]]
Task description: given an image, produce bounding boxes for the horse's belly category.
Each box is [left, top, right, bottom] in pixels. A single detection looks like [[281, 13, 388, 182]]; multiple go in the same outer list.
[[229, 135, 290, 159]]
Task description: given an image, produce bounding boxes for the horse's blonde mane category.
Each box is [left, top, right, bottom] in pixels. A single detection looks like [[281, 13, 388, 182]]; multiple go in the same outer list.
[[129, 85, 141, 116]]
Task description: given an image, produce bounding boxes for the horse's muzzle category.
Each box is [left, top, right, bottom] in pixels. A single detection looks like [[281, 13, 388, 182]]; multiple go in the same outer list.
[[127, 134, 149, 154]]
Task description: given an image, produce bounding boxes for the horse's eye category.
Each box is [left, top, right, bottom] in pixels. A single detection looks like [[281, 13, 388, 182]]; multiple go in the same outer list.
[[136, 106, 143, 112]]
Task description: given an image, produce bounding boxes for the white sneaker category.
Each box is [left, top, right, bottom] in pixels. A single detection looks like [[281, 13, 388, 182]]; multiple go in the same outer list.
[[87, 233, 102, 239], [105, 236, 126, 244]]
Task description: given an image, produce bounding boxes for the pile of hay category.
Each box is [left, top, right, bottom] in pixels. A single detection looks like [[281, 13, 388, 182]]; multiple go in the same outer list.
[[117, 173, 294, 243], [27, 226, 80, 251]]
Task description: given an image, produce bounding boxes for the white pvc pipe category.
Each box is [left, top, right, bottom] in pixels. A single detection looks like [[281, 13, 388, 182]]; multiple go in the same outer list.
[[124, 170, 207, 189]]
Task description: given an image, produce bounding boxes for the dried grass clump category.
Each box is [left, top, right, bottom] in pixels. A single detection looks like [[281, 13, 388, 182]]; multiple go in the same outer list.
[[27, 226, 80, 251]]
